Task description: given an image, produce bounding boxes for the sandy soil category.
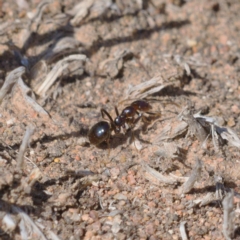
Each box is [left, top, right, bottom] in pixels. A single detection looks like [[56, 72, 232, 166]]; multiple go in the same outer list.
[[0, 0, 240, 239]]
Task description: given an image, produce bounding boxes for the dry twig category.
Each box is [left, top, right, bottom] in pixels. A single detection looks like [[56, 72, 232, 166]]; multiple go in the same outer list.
[[0, 66, 25, 104], [35, 54, 87, 96], [43, 37, 81, 63], [179, 221, 188, 240], [181, 158, 202, 194], [27, 0, 52, 31], [12, 206, 47, 240], [180, 106, 240, 150], [154, 121, 188, 143], [69, 0, 112, 26], [122, 65, 184, 101], [142, 163, 184, 185], [222, 190, 235, 240], [186, 192, 219, 208], [17, 125, 35, 170]]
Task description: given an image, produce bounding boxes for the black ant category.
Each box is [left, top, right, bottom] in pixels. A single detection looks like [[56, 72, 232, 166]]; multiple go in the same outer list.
[[88, 100, 156, 149]]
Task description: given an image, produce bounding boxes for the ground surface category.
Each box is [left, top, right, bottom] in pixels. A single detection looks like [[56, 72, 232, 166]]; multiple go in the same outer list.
[[0, 0, 240, 239]]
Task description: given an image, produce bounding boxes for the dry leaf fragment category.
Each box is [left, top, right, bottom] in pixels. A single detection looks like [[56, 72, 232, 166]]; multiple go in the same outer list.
[[12, 78, 50, 118], [222, 190, 235, 240], [181, 158, 202, 194], [179, 107, 208, 143], [43, 37, 81, 63], [68, 0, 95, 26], [194, 112, 240, 149], [0, 66, 25, 104], [27, 0, 52, 31], [12, 206, 47, 240], [17, 125, 35, 170], [186, 192, 218, 208], [30, 60, 48, 86], [142, 163, 179, 185], [35, 54, 87, 96], [99, 50, 133, 78], [179, 221, 188, 240], [122, 66, 184, 101], [69, 0, 112, 26], [155, 142, 181, 159], [154, 121, 188, 143], [2, 213, 17, 232], [217, 126, 240, 148]]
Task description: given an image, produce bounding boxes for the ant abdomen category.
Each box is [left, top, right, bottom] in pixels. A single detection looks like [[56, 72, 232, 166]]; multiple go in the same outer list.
[[121, 106, 136, 118], [88, 121, 110, 146]]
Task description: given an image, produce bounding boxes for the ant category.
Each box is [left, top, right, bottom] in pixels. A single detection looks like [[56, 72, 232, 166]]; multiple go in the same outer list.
[[114, 100, 153, 134], [88, 100, 156, 149]]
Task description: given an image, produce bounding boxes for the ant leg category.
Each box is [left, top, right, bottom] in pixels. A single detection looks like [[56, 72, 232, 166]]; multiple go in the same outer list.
[[146, 111, 161, 117], [141, 111, 161, 124], [101, 109, 113, 121], [115, 106, 120, 117], [141, 111, 161, 134], [129, 128, 141, 151], [106, 137, 111, 157], [101, 108, 116, 132], [133, 112, 142, 125]]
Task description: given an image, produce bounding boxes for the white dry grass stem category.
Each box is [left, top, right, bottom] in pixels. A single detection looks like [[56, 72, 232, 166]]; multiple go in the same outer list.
[[43, 37, 81, 63], [17, 125, 35, 170], [2, 213, 17, 232], [154, 121, 188, 143], [0, 66, 25, 104], [46, 230, 62, 240], [35, 54, 87, 96], [181, 158, 202, 194], [69, 0, 94, 26], [193, 112, 240, 149], [180, 221, 188, 240], [12, 206, 47, 240], [69, 0, 112, 26], [123, 75, 176, 100], [186, 192, 218, 208], [30, 60, 48, 86], [122, 64, 185, 101], [179, 107, 240, 150], [27, 0, 52, 31], [16, 78, 50, 116], [23, 168, 42, 194], [142, 163, 185, 185], [219, 127, 240, 148], [222, 190, 235, 240]]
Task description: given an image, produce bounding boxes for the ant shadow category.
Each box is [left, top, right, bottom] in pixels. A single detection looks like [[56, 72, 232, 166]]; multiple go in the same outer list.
[[154, 85, 197, 98], [94, 132, 129, 150], [93, 126, 152, 151]]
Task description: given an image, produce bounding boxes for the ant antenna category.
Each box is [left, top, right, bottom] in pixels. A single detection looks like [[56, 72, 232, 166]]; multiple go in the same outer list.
[[115, 106, 120, 116], [101, 109, 116, 132]]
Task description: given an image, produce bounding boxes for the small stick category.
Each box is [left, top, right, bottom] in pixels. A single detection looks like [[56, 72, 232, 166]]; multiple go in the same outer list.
[[0, 67, 25, 104], [222, 190, 235, 240], [181, 158, 202, 194], [180, 221, 188, 240], [17, 125, 35, 170]]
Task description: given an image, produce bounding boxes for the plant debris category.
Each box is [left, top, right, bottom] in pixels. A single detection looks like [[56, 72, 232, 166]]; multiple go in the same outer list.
[[0, 0, 240, 239]]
